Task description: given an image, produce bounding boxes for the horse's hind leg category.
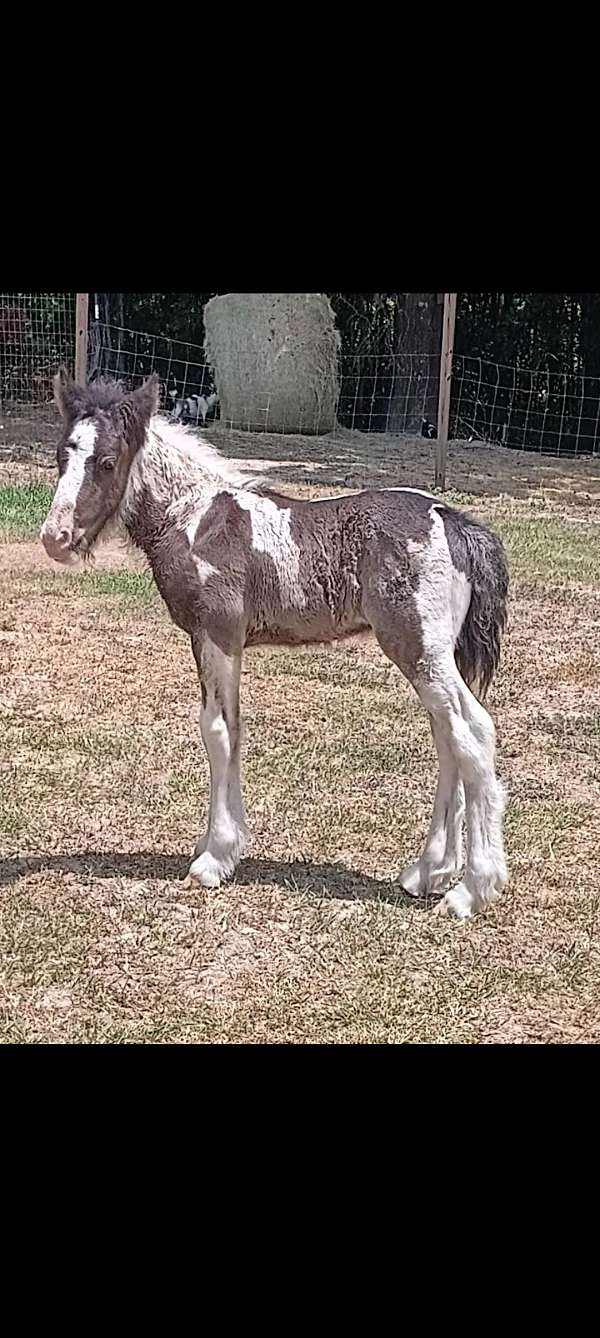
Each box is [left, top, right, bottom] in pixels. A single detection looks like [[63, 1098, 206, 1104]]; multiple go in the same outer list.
[[416, 656, 507, 918], [370, 616, 465, 899], [186, 634, 248, 889], [374, 623, 505, 916], [398, 714, 465, 897]]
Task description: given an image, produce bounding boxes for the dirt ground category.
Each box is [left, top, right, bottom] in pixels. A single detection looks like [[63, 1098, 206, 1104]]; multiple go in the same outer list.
[[4, 411, 600, 508], [1, 424, 600, 1043]]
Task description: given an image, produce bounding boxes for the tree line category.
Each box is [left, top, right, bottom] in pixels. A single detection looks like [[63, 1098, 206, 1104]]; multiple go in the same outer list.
[[108, 292, 600, 375], [4, 294, 600, 453], [106, 293, 600, 450]]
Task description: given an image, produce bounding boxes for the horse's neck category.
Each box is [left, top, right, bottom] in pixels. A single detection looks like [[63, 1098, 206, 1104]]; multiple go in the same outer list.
[[120, 417, 228, 553]]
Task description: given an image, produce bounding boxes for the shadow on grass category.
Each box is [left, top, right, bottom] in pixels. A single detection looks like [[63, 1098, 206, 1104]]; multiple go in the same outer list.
[[0, 850, 435, 909]]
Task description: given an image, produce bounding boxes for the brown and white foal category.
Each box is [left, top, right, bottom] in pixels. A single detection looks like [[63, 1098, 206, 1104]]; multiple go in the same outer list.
[[41, 370, 509, 917]]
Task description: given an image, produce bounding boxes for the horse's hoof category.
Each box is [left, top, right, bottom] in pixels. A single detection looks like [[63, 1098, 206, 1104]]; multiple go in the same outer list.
[[187, 851, 226, 889], [399, 859, 463, 899], [397, 861, 425, 897], [433, 884, 473, 918]]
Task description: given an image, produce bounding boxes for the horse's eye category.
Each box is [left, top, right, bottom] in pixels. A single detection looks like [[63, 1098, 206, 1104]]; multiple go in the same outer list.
[[101, 457, 115, 472]]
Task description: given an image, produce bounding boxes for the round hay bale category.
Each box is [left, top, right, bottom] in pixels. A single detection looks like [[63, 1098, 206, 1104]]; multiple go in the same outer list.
[[204, 293, 340, 435]]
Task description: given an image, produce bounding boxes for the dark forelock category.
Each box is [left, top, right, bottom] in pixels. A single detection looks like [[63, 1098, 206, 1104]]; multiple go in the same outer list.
[[71, 378, 130, 417]]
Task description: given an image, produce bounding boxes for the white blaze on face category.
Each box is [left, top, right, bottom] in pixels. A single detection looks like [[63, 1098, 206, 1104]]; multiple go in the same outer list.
[[42, 421, 98, 541], [235, 492, 305, 607]]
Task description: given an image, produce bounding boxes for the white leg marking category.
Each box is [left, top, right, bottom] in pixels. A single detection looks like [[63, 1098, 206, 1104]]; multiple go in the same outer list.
[[186, 640, 247, 889], [398, 506, 506, 917], [399, 717, 465, 897], [418, 658, 506, 918]]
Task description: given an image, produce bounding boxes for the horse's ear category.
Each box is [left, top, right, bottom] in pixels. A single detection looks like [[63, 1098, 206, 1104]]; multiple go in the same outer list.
[[118, 375, 161, 448], [130, 374, 160, 422], [54, 366, 81, 422]]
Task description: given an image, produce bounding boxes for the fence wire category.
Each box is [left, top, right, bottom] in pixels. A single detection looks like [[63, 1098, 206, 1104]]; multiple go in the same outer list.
[[0, 293, 75, 410], [452, 355, 600, 456], [92, 326, 600, 456], [1, 296, 600, 462], [89, 320, 214, 405]]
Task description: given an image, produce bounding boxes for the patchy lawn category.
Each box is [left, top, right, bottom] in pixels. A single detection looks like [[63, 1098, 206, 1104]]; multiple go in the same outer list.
[[0, 482, 54, 542], [1, 432, 600, 1044]]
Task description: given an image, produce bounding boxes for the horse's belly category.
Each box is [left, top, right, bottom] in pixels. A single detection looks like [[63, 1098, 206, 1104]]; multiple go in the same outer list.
[[245, 605, 369, 648]]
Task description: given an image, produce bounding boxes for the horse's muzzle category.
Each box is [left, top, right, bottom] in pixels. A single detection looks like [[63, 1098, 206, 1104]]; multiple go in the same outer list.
[[40, 521, 83, 563]]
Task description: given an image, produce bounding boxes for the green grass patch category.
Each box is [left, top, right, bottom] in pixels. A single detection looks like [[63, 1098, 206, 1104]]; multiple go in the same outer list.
[[505, 797, 588, 853], [498, 517, 600, 586], [70, 569, 157, 605], [0, 794, 27, 837], [70, 728, 136, 761], [0, 483, 54, 541], [169, 769, 200, 799], [7, 562, 158, 610]]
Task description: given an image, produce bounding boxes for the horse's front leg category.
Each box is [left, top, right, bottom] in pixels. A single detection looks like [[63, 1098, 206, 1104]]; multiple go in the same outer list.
[[185, 634, 248, 889]]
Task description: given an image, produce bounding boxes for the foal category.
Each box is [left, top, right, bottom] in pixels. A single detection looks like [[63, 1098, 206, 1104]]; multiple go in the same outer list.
[[41, 370, 509, 918]]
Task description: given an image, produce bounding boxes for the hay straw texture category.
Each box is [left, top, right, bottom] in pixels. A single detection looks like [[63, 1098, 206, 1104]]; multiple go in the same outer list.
[[204, 293, 340, 435]]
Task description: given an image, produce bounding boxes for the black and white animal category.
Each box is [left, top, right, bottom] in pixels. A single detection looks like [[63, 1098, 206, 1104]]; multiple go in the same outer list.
[[40, 370, 509, 919], [421, 417, 438, 439], [172, 391, 219, 426]]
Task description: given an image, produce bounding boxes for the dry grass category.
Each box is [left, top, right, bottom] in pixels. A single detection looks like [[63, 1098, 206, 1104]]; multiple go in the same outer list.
[[2, 427, 600, 1043]]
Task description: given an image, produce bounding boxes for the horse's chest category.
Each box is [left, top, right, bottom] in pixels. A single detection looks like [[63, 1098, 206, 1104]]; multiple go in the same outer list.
[[151, 538, 217, 633]]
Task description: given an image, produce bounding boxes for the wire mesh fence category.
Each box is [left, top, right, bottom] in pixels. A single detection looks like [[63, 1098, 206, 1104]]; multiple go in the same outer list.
[[90, 328, 441, 435], [89, 319, 215, 404], [0, 294, 76, 449], [91, 328, 600, 457], [2, 295, 600, 469], [337, 353, 439, 435], [452, 355, 600, 456]]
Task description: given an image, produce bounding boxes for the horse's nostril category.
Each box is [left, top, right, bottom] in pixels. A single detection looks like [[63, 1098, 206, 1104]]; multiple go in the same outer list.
[[41, 524, 75, 561]]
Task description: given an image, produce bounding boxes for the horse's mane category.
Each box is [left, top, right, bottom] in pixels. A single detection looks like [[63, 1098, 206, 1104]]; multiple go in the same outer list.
[[149, 414, 265, 494]]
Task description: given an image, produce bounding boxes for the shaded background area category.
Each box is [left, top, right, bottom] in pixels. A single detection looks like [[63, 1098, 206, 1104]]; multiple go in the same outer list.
[[3, 293, 600, 457]]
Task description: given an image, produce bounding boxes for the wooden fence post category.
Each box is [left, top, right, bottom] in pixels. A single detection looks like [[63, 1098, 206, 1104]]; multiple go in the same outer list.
[[435, 292, 457, 490], [75, 293, 89, 386]]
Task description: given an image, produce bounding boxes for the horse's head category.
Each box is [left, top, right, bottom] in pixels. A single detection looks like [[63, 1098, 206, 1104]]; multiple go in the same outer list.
[[40, 368, 160, 563]]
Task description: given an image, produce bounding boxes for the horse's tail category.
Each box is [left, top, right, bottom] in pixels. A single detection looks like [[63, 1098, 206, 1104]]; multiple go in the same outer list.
[[440, 506, 509, 701]]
